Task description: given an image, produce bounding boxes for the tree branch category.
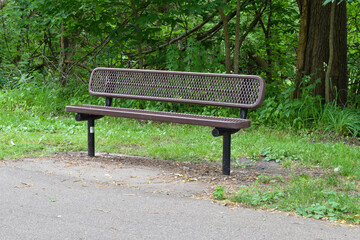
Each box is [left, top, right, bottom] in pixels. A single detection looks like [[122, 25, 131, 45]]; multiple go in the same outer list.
[[135, 12, 217, 56], [64, 60, 92, 72], [237, 0, 268, 51], [196, 11, 237, 41]]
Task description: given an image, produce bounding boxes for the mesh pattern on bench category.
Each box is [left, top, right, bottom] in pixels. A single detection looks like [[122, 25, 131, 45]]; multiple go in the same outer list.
[[89, 68, 265, 109]]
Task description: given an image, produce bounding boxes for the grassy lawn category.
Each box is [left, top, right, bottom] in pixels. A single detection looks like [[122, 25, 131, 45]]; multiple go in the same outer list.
[[1, 109, 359, 224]]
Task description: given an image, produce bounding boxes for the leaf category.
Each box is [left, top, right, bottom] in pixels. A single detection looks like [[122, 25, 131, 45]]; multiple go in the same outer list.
[[298, 174, 308, 180], [323, 0, 333, 5], [188, 178, 198, 181]]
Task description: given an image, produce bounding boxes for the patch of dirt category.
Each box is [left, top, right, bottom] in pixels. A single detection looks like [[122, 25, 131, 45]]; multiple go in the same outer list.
[[51, 151, 324, 194]]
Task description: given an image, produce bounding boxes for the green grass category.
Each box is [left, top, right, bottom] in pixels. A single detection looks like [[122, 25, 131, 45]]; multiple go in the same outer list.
[[230, 175, 360, 224], [3, 110, 358, 223], [1, 110, 359, 179], [1, 81, 359, 224], [0, 110, 83, 159]]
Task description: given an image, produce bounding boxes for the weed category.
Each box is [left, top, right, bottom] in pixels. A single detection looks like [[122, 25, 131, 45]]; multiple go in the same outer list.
[[232, 175, 360, 223], [231, 186, 285, 206], [213, 186, 227, 200], [322, 106, 360, 136], [281, 158, 294, 169], [294, 189, 359, 222], [235, 161, 254, 169], [250, 153, 260, 162], [260, 147, 301, 163], [256, 174, 285, 184]]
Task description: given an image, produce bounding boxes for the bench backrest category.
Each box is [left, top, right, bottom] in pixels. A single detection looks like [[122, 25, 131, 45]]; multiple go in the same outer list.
[[89, 68, 266, 109]]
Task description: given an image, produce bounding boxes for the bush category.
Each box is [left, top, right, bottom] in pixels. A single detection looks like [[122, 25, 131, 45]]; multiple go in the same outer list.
[[251, 77, 360, 137]]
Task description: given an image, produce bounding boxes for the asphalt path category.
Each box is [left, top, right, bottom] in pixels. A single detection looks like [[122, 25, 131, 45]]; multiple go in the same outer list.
[[1, 156, 359, 240]]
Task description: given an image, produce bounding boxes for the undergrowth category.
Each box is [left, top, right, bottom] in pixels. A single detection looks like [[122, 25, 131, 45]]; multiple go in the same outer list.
[[228, 174, 360, 224], [253, 79, 360, 137], [1, 73, 359, 137]]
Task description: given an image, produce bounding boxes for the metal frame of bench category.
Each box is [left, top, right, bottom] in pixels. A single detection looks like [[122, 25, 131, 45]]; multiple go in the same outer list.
[[66, 68, 266, 175]]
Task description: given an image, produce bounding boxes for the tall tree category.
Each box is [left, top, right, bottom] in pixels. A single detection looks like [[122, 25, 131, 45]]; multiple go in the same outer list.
[[294, 0, 348, 106]]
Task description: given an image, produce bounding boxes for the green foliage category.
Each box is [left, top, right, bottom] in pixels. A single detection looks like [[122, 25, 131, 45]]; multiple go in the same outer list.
[[213, 186, 227, 200], [0, 73, 97, 115], [0, 0, 359, 223], [255, 174, 285, 184], [321, 105, 360, 136], [0, 0, 359, 110], [289, 176, 360, 223], [347, 1, 360, 108], [260, 147, 301, 163], [243, 0, 299, 79], [231, 186, 285, 206], [253, 76, 321, 128], [0, 0, 225, 86], [232, 175, 360, 223], [1, 75, 359, 179], [1, 86, 359, 223], [166, 37, 225, 73], [252, 75, 360, 137]]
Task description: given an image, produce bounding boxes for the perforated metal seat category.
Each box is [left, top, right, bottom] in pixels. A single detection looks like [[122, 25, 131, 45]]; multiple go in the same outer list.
[[66, 105, 251, 129]]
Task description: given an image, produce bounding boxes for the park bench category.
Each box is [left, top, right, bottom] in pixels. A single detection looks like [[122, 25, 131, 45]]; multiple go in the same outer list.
[[65, 68, 266, 175]]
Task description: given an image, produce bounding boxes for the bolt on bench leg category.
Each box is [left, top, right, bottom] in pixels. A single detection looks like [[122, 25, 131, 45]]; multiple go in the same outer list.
[[222, 132, 231, 175], [88, 119, 95, 157]]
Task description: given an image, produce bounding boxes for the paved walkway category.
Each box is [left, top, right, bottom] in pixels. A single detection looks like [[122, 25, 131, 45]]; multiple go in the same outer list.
[[1, 156, 359, 240]]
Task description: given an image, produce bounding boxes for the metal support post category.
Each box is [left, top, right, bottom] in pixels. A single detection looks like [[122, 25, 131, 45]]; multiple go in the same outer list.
[[239, 108, 248, 119], [75, 114, 103, 157], [105, 97, 113, 107], [212, 127, 238, 176], [222, 132, 231, 175], [88, 119, 95, 157]]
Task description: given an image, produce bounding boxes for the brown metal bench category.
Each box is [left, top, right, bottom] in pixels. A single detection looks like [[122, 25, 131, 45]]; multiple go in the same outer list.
[[65, 68, 266, 175]]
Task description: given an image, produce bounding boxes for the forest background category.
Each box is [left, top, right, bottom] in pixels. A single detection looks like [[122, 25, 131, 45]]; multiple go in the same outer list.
[[0, 0, 360, 135], [1, 0, 360, 224]]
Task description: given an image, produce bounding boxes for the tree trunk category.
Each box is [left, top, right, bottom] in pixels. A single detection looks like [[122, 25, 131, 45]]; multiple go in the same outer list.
[[219, 8, 232, 73], [294, 0, 347, 106], [325, 0, 336, 103], [259, 0, 273, 82], [59, 24, 70, 86], [59, 24, 78, 86], [234, 0, 241, 74]]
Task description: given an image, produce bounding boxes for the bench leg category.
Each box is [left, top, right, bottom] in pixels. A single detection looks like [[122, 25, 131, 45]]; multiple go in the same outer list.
[[212, 127, 239, 176], [88, 119, 95, 157], [222, 132, 231, 175], [75, 114, 103, 157]]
